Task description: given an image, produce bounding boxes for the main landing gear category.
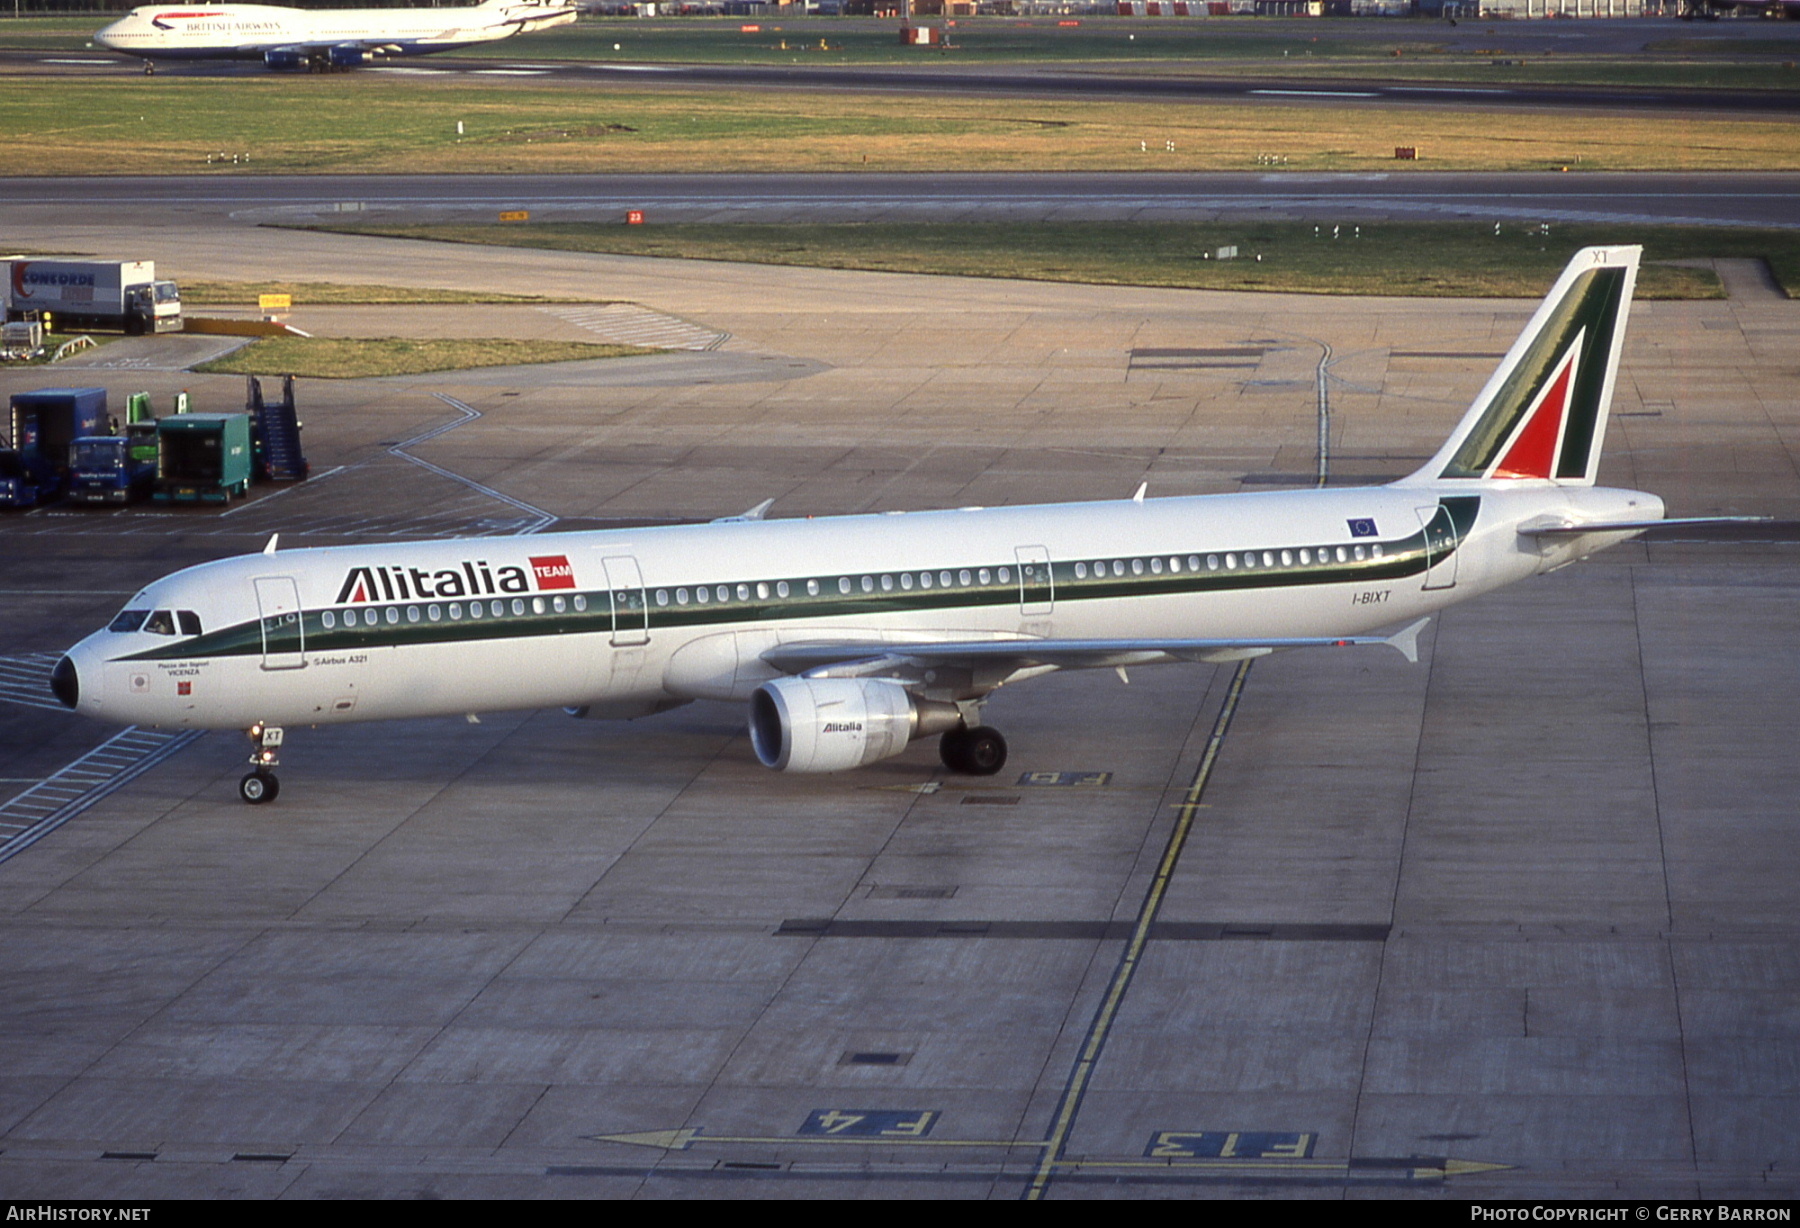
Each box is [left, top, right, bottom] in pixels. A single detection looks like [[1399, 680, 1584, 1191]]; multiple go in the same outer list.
[[940, 725, 1007, 776], [240, 722, 283, 804]]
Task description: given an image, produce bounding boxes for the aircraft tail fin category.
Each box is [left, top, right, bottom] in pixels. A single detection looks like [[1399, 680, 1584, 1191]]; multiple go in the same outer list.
[[1397, 245, 1640, 488]]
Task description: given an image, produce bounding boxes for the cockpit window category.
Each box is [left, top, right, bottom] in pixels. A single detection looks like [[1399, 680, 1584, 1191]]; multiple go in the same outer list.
[[143, 610, 176, 636], [108, 609, 149, 633], [177, 610, 202, 636]]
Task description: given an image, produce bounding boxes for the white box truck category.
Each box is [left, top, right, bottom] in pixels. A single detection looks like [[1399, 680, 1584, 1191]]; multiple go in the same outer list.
[[4, 259, 182, 335]]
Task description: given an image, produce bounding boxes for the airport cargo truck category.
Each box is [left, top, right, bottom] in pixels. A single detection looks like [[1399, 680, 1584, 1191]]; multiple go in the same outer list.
[[155, 412, 252, 503], [3, 259, 182, 335], [68, 391, 164, 506], [2, 387, 108, 508]]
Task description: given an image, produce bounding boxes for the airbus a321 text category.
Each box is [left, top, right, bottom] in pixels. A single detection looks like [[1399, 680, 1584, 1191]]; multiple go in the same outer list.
[[94, 0, 576, 73], [53, 247, 1721, 804]]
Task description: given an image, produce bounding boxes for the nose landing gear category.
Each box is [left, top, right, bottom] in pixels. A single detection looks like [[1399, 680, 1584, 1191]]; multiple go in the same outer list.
[[239, 723, 283, 804]]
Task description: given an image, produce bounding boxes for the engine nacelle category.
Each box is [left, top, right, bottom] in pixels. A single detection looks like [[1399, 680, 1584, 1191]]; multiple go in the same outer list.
[[263, 48, 305, 69], [328, 44, 368, 67], [749, 677, 960, 773]]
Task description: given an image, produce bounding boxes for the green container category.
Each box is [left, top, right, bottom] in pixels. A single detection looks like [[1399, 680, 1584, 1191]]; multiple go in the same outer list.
[[154, 412, 252, 503]]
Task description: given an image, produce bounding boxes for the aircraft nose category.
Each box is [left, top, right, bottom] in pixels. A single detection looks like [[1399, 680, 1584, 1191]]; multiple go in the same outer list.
[[50, 655, 79, 710]]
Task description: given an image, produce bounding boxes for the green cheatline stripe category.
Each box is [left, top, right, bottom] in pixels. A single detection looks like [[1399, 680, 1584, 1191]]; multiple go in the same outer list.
[[118, 523, 1447, 663], [1024, 657, 1255, 1202]]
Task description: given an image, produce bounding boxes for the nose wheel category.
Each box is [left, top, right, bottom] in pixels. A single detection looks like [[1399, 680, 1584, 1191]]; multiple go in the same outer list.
[[241, 723, 284, 805], [239, 770, 279, 804], [940, 725, 1007, 776]]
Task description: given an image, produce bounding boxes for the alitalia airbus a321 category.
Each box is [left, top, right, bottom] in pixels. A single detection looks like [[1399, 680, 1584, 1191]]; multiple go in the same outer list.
[[50, 247, 1713, 804]]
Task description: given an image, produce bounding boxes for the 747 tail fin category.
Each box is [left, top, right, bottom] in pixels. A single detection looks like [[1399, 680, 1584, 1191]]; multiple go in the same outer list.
[[1398, 245, 1640, 488]]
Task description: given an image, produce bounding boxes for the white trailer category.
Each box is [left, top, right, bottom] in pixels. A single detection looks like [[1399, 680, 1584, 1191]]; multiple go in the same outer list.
[[3, 259, 182, 335]]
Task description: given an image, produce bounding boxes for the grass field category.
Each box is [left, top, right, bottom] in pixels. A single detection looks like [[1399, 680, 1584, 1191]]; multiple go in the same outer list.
[[3, 75, 1794, 175], [303, 219, 1800, 299], [180, 279, 573, 305], [195, 336, 651, 378]]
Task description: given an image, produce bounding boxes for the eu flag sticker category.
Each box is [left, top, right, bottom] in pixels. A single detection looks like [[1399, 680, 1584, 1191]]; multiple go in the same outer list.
[[1347, 518, 1378, 538]]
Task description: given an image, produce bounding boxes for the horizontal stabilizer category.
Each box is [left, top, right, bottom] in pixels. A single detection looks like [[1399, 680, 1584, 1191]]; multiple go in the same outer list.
[[1518, 515, 1773, 537]]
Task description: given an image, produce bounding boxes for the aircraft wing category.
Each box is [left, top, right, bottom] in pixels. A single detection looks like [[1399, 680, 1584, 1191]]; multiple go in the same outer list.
[[761, 618, 1429, 686]]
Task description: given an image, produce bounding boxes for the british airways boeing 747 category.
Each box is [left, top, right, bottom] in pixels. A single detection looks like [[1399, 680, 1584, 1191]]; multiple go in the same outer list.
[[95, 0, 576, 73]]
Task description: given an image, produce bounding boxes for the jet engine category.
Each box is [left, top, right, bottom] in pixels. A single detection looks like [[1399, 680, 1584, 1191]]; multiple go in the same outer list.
[[749, 677, 961, 773], [263, 48, 305, 69], [328, 44, 368, 67]]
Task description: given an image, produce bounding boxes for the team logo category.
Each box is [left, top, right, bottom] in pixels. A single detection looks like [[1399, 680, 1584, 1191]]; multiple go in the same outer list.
[[530, 555, 575, 590], [334, 555, 576, 604]]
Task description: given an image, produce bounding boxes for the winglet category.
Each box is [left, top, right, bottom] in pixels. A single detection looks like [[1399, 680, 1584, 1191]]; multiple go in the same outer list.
[[1385, 618, 1430, 664], [263, 533, 279, 555], [1131, 482, 1147, 504], [712, 498, 775, 525]]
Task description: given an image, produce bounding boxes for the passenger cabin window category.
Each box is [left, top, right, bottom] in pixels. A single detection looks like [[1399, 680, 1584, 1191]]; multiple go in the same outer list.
[[1075, 562, 1088, 579], [109, 609, 150, 633], [807, 579, 820, 596], [322, 611, 336, 630]]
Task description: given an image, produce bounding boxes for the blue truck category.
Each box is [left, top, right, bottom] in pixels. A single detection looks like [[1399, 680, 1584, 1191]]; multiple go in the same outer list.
[[68, 390, 168, 505], [1, 387, 108, 509]]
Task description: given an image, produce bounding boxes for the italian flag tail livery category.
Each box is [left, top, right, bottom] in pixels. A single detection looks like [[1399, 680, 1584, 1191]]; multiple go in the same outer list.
[[1401, 246, 1640, 488]]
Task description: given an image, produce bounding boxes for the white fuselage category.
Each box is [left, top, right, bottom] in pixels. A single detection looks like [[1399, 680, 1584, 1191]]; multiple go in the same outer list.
[[58, 480, 1661, 733], [94, 2, 576, 63]]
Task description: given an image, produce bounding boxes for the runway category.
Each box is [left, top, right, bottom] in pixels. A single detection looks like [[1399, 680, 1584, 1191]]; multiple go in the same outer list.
[[7, 171, 1800, 229], [7, 45, 1800, 116]]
